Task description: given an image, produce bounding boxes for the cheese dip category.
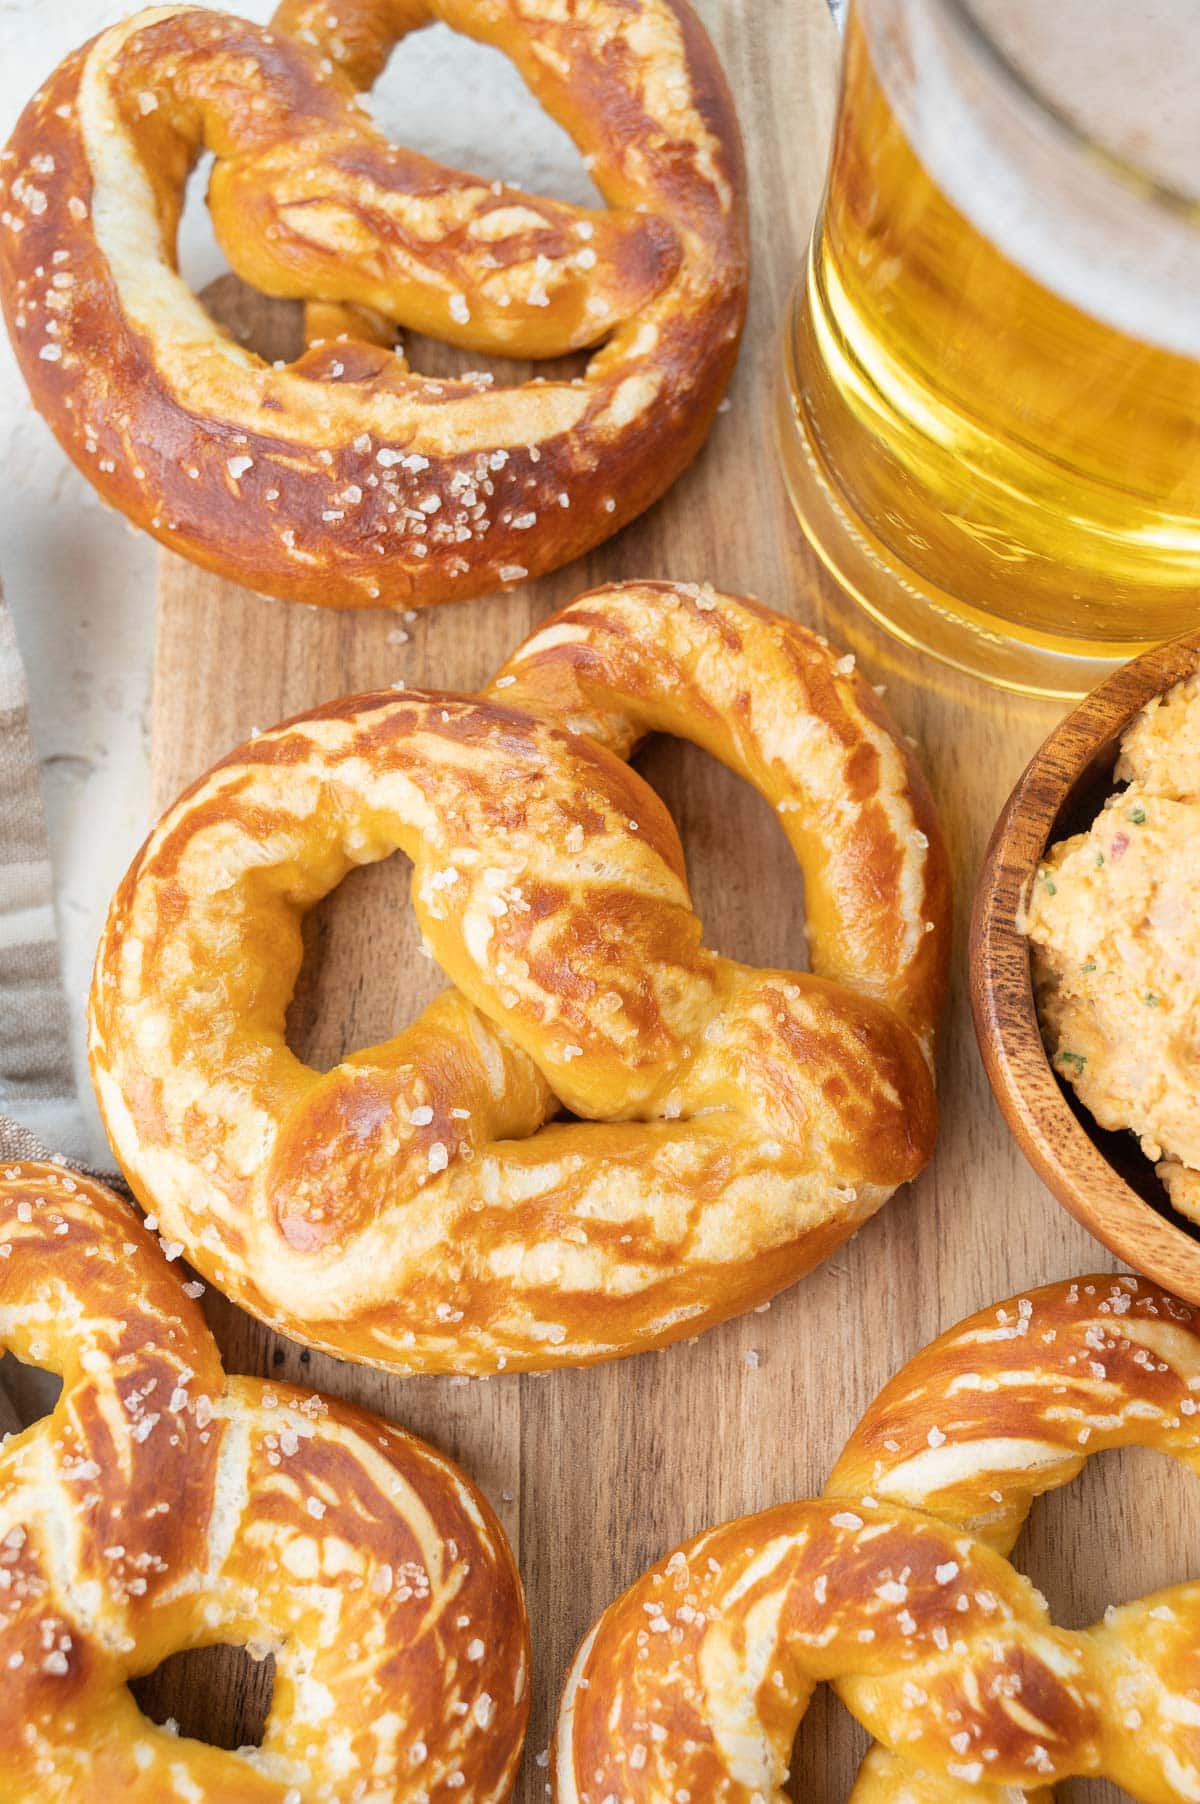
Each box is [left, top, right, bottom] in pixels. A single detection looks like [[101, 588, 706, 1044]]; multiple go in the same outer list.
[[1025, 670, 1200, 1224]]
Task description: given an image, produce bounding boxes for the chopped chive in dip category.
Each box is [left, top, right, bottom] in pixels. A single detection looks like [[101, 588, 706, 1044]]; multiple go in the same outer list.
[[1144, 993, 1160, 1007], [1094, 852, 1105, 867], [1056, 1050, 1087, 1072], [1128, 805, 1147, 824], [1039, 871, 1057, 895], [1080, 960, 1097, 973]]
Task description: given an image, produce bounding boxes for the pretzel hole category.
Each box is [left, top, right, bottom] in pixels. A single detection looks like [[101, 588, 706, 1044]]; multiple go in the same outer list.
[[286, 849, 442, 1072], [634, 738, 810, 975], [783, 1688, 870, 1801], [1015, 1441, 1200, 1633], [130, 1643, 275, 1752], [368, 24, 602, 209], [0, 1352, 61, 1436], [1064, 1771, 1145, 1800]]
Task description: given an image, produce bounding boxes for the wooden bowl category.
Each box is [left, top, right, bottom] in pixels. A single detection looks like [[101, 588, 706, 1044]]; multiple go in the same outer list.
[[970, 628, 1200, 1301]]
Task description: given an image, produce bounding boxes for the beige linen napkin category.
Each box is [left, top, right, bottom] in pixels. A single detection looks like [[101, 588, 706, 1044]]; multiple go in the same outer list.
[[0, 583, 125, 1427], [0, 585, 94, 1159]]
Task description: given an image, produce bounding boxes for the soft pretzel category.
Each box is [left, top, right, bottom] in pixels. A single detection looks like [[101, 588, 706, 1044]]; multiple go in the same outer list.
[[88, 581, 949, 1374], [0, 1160, 529, 1802], [555, 1274, 1200, 1801], [0, 1, 747, 609]]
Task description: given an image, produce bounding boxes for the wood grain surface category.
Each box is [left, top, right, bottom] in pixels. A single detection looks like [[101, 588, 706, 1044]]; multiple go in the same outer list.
[[139, 4, 1198, 1796]]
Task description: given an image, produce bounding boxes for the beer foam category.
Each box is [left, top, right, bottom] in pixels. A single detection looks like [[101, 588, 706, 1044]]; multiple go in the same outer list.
[[974, 0, 1199, 199], [865, 0, 1200, 358]]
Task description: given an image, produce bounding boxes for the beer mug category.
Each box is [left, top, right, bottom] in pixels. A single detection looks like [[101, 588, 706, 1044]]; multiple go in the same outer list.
[[778, 0, 1200, 695]]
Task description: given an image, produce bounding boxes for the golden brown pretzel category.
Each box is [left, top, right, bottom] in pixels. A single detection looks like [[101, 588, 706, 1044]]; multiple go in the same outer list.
[[0, 1, 746, 609], [555, 1275, 1200, 1801], [0, 1160, 529, 1801], [88, 581, 949, 1374]]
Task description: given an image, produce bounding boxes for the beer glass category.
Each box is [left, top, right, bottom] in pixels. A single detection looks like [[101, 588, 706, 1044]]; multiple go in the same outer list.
[[778, 0, 1200, 696]]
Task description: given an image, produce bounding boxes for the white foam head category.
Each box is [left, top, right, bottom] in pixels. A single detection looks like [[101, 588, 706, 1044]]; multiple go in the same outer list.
[[862, 0, 1200, 358]]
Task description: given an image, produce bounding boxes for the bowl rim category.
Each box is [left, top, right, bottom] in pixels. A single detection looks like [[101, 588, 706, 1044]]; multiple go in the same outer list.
[[969, 627, 1200, 1301]]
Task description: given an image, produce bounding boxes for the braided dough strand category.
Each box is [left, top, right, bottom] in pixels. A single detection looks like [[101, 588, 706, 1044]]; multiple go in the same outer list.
[[828, 1275, 1200, 1801], [89, 584, 947, 1375], [488, 580, 949, 1051], [552, 1276, 1200, 1801], [0, 1162, 529, 1803], [554, 1500, 1076, 1802], [828, 1275, 1200, 1548], [0, 1, 746, 608]]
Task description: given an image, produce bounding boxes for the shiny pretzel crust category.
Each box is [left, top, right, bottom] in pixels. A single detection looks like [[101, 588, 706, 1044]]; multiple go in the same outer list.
[[88, 583, 949, 1375], [0, 0, 747, 608], [0, 1161, 529, 1803], [555, 1276, 1200, 1802]]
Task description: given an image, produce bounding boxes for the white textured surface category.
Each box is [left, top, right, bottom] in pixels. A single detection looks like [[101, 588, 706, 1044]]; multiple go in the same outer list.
[[0, 0, 600, 1161]]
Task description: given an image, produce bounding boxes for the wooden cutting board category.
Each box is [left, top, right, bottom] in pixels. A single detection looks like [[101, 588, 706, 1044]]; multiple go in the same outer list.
[[147, 4, 1196, 1796]]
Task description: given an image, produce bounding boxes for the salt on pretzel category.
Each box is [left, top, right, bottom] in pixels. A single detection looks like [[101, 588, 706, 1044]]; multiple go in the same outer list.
[[554, 1275, 1200, 1801], [88, 581, 949, 1375], [0, 0, 747, 609], [0, 1161, 529, 1802]]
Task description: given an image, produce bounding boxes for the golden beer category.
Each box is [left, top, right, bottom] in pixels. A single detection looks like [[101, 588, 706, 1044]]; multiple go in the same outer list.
[[779, 1, 1200, 694]]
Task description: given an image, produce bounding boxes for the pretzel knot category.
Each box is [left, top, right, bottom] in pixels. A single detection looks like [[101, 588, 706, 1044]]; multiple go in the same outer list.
[[89, 582, 949, 1375], [555, 1275, 1200, 1802], [0, 1162, 529, 1802], [0, 0, 747, 609]]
